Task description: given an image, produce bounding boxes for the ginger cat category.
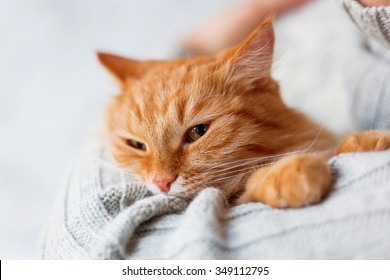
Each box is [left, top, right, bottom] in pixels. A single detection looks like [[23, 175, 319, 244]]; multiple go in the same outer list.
[[98, 17, 390, 208]]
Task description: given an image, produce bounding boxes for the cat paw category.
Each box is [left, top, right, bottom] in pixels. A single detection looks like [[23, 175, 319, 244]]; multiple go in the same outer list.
[[238, 154, 331, 208], [336, 130, 390, 155]]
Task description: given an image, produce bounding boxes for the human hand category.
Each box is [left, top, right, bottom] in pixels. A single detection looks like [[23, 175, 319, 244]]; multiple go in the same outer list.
[[181, 0, 313, 54], [359, 0, 390, 6]]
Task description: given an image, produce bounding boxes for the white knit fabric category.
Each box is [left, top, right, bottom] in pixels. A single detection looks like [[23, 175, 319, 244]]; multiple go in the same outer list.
[[38, 141, 390, 259]]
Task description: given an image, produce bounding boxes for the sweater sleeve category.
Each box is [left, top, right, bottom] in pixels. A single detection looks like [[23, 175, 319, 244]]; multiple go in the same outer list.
[[343, 0, 390, 48], [341, 0, 390, 130]]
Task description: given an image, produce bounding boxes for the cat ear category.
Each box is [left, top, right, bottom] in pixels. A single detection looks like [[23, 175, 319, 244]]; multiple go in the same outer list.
[[97, 52, 146, 82], [222, 15, 275, 87]]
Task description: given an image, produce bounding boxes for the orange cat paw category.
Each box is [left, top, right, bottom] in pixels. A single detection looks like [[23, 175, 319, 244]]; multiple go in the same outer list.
[[238, 154, 331, 208], [336, 130, 390, 155]]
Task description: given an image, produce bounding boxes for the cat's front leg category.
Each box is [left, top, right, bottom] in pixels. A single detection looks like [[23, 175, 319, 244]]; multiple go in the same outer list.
[[236, 154, 331, 208], [336, 130, 390, 155]]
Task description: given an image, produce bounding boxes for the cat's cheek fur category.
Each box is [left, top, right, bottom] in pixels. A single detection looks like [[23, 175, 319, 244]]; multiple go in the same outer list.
[[167, 176, 186, 194], [145, 182, 163, 195]]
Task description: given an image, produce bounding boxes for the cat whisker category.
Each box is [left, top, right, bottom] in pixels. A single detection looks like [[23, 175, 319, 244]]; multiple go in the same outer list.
[[206, 127, 326, 182], [203, 160, 276, 180], [278, 126, 326, 138], [306, 125, 324, 152], [186, 161, 274, 187], [205, 126, 325, 172], [183, 151, 304, 185], [207, 168, 257, 185], [208, 164, 263, 178], [186, 130, 326, 186], [213, 160, 274, 177], [205, 150, 307, 172]]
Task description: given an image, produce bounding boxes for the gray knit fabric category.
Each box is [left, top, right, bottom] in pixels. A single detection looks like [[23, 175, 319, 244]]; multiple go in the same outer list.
[[38, 1, 390, 259], [343, 0, 390, 48], [342, 0, 390, 130], [38, 141, 390, 259]]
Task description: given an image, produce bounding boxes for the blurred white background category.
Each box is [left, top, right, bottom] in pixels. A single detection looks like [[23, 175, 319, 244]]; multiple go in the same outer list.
[[0, 0, 355, 259]]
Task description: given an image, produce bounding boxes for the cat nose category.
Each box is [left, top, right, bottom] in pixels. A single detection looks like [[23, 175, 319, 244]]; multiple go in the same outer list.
[[152, 177, 175, 193]]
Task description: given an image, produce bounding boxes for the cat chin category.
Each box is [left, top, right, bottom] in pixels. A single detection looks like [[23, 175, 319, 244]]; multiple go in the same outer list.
[[145, 183, 164, 195], [168, 176, 186, 194]]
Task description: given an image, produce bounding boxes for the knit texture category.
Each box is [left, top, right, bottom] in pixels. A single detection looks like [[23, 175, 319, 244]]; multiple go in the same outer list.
[[343, 0, 390, 48], [37, 1, 390, 259], [38, 141, 390, 259], [342, 0, 390, 130]]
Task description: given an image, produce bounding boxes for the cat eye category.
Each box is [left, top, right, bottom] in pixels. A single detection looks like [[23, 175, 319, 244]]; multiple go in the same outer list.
[[126, 139, 147, 151], [185, 124, 210, 143]]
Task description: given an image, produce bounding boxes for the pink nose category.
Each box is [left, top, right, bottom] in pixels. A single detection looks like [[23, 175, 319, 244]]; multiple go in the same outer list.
[[152, 178, 175, 193]]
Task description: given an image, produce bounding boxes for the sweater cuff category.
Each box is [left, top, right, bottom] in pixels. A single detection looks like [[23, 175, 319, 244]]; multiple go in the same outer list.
[[342, 0, 390, 48]]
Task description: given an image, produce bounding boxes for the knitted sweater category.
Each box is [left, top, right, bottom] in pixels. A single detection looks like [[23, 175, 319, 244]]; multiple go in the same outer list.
[[39, 142, 390, 259], [342, 0, 390, 130], [38, 0, 390, 259]]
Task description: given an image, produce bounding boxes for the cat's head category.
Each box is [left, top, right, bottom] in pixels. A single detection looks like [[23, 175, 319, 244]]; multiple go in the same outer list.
[[99, 17, 285, 199]]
